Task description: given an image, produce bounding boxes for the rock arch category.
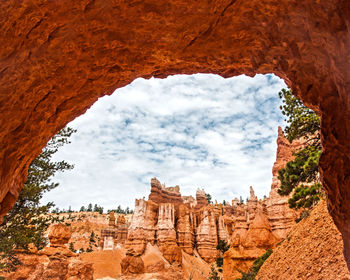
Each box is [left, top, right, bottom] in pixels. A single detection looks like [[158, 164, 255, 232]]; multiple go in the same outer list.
[[0, 0, 349, 267]]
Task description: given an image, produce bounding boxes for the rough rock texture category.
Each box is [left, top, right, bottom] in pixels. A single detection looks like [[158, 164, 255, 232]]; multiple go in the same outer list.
[[125, 199, 159, 256], [116, 214, 129, 243], [48, 223, 72, 247], [195, 188, 209, 209], [1, 224, 94, 280], [0, 0, 350, 267], [149, 178, 183, 205], [223, 206, 279, 280], [265, 127, 302, 239], [119, 246, 211, 280], [156, 203, 182, 264], [121, 255, 145, 275], [257, 200, 350, 280], [195, 206, 219, 263], [80, 249, 125, 279], [176, 204, 195, 254]]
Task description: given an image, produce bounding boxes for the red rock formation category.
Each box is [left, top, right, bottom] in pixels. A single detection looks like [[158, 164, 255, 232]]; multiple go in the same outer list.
[[156, 203, 182, 264], [125, 199, 158, 255], [122, 173, 293, 276], [101, 212, 118, 250], [223, 205, 279, 280], [257, 200, 350, 280], [121, 255, 145, 275], [48, 223, 72, 247], [195, 206, 218, 262], [195, 188, 209, 208], [47, 211, 131, 252], [176, 204, 195, 254], [265, 127, 302, 239], [149, 177, 183, 205], [0, 0, 349, 267], [1, 224, 94, 280], [116, 214, 129, 243]]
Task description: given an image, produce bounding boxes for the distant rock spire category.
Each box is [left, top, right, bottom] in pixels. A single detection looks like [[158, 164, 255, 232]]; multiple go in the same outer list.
[[249, 186, 257, 201]]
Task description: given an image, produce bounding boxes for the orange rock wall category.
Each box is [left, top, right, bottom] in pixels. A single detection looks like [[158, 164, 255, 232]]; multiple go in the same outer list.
[[0, 0, 350, 267]]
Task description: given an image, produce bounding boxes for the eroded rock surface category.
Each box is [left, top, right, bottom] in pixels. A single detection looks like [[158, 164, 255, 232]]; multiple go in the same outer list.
[[266, 127, 302, 239], [257, 200, 350, 280]]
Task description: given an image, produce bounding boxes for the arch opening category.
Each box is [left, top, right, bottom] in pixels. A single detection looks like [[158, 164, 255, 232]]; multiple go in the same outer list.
[[0, 0, 349, 269]]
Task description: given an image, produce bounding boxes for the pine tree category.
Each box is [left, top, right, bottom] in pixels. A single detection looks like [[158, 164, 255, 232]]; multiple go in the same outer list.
[[89, 231, 95, 243], [0, 127, 76, 270], [277, 89, 323, 210], [87, 203, 93, 212], [205, 193, 212, 204], [69, 242, 75, 253]]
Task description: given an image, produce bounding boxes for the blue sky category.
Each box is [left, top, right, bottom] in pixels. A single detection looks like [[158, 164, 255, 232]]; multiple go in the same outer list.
[[41, 74, 286, 211]]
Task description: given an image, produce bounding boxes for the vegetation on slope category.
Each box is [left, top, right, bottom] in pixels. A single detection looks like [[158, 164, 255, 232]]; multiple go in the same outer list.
[[236, 249, 273, 280]]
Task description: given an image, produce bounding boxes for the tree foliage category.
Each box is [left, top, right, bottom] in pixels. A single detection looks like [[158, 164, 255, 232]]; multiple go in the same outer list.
[[277, 89, 323, 210], [215, 240, 229, 268], [205, 193, 212, 204], [208, 265, 222, 280], [107, 205, 133, 214], [217, 240, 230, 254], [278, 88, 320, 143], [0, 127, 75, 270]]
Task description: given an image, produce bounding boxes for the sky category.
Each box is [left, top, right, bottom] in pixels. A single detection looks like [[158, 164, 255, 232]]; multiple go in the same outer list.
[[41, 73, 287, 211]]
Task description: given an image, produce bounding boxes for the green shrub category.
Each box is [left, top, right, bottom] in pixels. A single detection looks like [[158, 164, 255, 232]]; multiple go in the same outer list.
[[296, 210, 310, 223], [216, 257, 223, 267], [208, 265, 221, 280], [236, 249, 273, 280]]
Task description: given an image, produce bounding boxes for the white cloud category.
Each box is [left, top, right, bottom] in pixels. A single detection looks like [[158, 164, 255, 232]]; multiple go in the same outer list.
[[41, 74, 286, 210]]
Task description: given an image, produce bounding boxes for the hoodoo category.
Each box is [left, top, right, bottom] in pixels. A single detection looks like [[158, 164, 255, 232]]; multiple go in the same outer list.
[[0, 0, 349, 267]]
